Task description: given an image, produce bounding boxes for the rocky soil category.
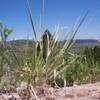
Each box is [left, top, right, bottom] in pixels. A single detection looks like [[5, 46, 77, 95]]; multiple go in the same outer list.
[[0, 82, 100, 100]]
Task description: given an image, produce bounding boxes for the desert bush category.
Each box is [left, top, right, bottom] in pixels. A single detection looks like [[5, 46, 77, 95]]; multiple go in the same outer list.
[[65, 46, 100, 85], [83, 46, 100, 83]]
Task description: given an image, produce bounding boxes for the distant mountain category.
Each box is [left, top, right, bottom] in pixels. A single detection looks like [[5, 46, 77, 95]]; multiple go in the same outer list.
[[74, 39, 99, 44], [8, 39, 35, 45], [0, 39, 99, 47], [73, 39, 100, 47], [0, 39, 99, 54], [71, 39, 100, 53]]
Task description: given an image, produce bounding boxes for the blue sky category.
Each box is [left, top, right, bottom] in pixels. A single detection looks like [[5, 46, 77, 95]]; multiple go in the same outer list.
[[0, 0, 100, 40]]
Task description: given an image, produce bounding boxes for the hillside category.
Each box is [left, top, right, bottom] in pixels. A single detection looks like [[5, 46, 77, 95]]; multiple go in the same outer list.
[[0, 39, 100, 54], [6, 39, 100, 46]]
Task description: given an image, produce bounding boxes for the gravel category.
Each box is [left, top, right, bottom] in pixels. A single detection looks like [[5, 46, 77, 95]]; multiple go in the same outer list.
[[0, 82, 100, 100]]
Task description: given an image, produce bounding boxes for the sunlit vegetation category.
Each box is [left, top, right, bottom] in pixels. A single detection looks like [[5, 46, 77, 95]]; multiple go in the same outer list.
[[0, 1, 100, 90]]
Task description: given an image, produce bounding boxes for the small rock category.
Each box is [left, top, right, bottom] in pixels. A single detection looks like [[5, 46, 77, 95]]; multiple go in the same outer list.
[[91, 93, 100, 99], [0, 96, 4, 100], [12, 93, 20, 99], [46, 96, 55, 100], [64, 94, 74, 98], [36, 87, 45, 95]]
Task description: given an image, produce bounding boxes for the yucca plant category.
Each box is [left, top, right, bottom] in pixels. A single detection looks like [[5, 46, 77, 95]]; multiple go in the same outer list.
[[25, 0, 88, 86]]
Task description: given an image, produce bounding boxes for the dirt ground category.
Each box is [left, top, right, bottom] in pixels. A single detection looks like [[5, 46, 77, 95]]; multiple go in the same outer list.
[[0, 82, 100, 100]]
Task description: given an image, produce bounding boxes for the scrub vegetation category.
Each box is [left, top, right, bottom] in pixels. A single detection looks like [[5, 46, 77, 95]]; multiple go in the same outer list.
[[0, 0, 100, 95]]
